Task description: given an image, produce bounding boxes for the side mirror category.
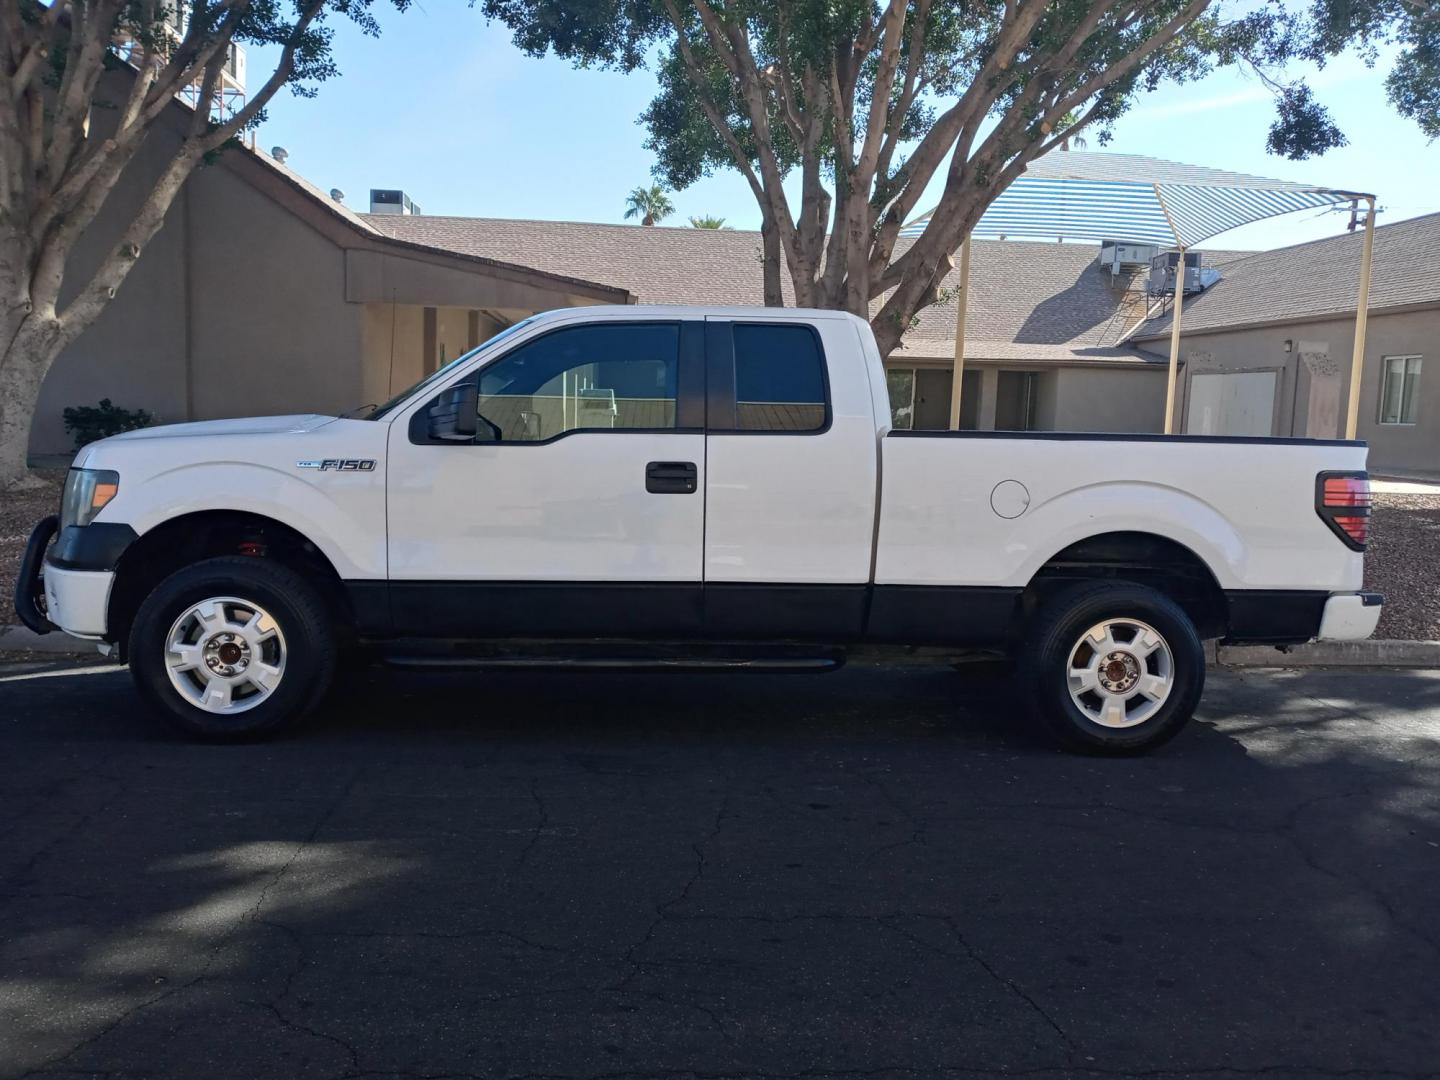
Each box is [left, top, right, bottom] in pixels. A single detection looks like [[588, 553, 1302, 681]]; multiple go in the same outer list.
[[428, 382, 478, 441]]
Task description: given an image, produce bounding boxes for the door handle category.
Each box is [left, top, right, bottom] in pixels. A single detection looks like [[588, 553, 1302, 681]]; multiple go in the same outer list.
[[646, 461, 698, 494]]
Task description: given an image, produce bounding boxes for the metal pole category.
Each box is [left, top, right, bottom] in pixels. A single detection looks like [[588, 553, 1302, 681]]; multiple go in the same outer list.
[[1163, 248, 1185, 435], [948, 235, 972, 430], [1344, 196, 1376, 440]]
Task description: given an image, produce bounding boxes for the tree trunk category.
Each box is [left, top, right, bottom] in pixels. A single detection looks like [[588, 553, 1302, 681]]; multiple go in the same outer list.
[[0, 313, 64, 490], [760, 215, 783, 306]]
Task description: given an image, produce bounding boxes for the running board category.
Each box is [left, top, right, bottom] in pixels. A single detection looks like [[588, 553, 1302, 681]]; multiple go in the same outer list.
[[378, 641, 847, 673]]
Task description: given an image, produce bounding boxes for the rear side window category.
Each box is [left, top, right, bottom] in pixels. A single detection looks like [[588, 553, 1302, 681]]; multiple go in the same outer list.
[[732, 324, 828, 432]]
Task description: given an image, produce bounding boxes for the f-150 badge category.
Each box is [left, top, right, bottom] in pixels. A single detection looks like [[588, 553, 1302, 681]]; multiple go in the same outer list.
[[296, 459, 376, 471]]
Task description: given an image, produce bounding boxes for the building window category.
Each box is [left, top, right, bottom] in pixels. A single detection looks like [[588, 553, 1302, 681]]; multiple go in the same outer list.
[[1378, 355, 1422, 425]]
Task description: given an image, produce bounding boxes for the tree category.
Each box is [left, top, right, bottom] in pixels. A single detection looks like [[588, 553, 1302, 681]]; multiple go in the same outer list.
[[624, 182, 675, 224], [482, 0, 1335, 357], [689, 213, 728, 227], [1290, 0, 1440, 146], [0, 0, 404, 488]]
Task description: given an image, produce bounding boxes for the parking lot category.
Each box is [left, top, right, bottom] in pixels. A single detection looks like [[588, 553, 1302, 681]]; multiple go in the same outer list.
[[3, 659, 1439, 1079]]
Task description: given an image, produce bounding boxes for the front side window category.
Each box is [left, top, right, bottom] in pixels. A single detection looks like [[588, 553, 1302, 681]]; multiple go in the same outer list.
[[1379, 355, 1422, 425], [732, 324, 828, 432], [476, 323, 680, 441]]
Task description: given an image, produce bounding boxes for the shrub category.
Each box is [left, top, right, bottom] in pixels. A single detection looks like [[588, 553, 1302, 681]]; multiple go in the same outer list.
[[62, 399, 154, 449]]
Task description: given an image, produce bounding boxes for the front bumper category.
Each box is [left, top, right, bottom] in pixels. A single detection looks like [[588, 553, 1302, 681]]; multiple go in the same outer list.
[[13, 516, 121, 640], [42, 565, 115, 639], [1318, 591, 1384, 641]]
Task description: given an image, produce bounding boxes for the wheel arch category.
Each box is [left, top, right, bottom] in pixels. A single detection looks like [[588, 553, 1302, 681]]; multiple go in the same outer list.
[[107, 510, 353, 654], [1022, 530, 1230, 640]]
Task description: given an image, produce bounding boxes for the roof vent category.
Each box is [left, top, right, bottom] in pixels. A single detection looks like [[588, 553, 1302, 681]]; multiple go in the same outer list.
[[271, 146, 288, 164], [369, 189, 421, 216], [329, 188, 345, 203]]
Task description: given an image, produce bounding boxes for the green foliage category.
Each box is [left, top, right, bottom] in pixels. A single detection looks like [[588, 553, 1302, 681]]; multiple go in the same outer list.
[[624, 183, 675, 225], [1296, 0, 1440, 143], [62, 400, 154, 450], [689, 215, 728, 228], [1267, 84, 1348, 159]]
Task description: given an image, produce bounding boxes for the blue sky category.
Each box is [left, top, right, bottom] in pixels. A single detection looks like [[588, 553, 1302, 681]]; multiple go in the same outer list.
[[252, 1, 1440, 252]]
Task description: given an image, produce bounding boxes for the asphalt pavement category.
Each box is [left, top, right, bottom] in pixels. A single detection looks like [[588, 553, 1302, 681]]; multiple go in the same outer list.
[[2, 659, 1439, 1080]]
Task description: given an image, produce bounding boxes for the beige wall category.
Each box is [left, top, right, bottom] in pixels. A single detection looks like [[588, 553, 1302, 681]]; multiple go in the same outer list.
[[361, 304, 426, 407], [434, 307, 471, 369], [1045, 367, 1168, 433], [186, 162, 366, 422], [31, 116, 190, 454], [1144, 307, 1440, 476], [31, 130, 367, 455]]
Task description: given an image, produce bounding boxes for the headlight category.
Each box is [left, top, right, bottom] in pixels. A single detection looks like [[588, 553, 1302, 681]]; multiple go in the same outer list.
[[60, 468, 119, 530]]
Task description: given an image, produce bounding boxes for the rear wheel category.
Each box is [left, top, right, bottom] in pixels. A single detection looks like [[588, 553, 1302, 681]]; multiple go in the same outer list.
[[129, 557, 337, 740], [1021, 581, 1204, 754]]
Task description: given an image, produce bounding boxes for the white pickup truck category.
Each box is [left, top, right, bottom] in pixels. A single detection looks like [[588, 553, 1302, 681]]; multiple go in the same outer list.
[[16, 305, 1381, 751]]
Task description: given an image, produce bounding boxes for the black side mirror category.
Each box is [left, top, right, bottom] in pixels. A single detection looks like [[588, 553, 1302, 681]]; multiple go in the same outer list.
[[428, 382, 478, 441]]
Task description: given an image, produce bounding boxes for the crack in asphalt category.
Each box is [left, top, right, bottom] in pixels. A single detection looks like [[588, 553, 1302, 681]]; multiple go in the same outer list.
[[515, 777, 552, 872]]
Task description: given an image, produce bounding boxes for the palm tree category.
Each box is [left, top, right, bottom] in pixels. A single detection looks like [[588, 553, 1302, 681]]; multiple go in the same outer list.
[[624, 184, 675, 226], [689, 215, 728, 229]]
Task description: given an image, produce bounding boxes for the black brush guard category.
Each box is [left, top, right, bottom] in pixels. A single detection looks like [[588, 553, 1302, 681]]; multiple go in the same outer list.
[[14, 514, 58, 634]]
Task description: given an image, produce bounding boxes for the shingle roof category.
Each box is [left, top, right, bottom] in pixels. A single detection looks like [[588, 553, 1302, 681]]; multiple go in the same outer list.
[[363, 212, 1250, 363], [1135, 211, 1440, 339]]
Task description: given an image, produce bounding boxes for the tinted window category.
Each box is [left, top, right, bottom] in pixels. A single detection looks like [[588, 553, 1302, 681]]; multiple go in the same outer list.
[[476, 323, 679, 441], [732, 324, 827, 432]]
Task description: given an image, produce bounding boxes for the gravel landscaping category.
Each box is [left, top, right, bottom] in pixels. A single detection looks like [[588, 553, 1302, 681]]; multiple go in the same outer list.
[[1368, 492, 1440, 641], [1, 480, 58, 608], [3, 479, 1438, 639]]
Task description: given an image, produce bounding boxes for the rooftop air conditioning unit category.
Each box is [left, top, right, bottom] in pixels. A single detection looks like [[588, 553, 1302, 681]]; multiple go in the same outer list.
[[1149, 250, 1203, 295], [224, 43, 246, 90], [369, 189, 422, 216], [1099, 240, 1159, 276]]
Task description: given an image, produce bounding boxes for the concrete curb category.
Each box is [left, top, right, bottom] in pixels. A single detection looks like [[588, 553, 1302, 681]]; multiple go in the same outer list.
[[0, 625, 100, 656], [1214, 639, 1440, 668]]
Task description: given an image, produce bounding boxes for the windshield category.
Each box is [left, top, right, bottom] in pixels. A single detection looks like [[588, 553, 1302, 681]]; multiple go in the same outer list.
[[364, 317, 537, 420]]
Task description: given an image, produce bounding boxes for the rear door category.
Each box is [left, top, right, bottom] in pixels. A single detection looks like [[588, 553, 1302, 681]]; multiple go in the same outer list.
[[701, 316, 879, 639]]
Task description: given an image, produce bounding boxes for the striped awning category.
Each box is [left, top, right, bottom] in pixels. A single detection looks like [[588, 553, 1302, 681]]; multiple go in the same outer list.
[[900, 151, 1369, 248]]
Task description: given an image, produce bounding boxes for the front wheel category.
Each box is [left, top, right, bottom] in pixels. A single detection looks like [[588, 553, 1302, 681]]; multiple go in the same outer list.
[[1021, 581, 1205, 754], [129, 557, 338, 740]]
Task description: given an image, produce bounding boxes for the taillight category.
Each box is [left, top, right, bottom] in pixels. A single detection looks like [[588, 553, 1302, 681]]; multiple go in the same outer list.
[[1316, 471, 1371, 550]]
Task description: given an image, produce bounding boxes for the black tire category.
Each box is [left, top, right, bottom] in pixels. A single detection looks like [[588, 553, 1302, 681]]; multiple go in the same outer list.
[[1021, 580, 1205, 754], [128, 556, 338, 740]]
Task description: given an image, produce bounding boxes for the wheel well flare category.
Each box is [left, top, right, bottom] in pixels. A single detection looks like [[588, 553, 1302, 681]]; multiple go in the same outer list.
[[1025, 531, 1228, 639], [107, 511, 349, 649]]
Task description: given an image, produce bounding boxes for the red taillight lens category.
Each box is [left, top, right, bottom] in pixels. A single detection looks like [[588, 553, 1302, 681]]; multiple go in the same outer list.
[[1316, 472, 1371, 550]]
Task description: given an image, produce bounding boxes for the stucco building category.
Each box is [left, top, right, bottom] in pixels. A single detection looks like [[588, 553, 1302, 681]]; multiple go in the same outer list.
[[1131, 212, 1440, 476]]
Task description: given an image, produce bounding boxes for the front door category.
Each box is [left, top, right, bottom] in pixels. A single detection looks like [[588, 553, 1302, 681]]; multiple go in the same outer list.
[[386, 318, 707, 637]]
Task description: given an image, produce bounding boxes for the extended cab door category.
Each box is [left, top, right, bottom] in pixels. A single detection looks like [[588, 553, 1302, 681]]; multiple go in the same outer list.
[[701, 315, 880, 639], [386, 318, 707, 637]]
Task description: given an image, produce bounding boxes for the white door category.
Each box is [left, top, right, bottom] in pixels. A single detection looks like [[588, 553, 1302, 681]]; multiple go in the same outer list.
[[701, 317, 879, 638], [386, 319, 706, 637], [1186, 371, 1277, 437]]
